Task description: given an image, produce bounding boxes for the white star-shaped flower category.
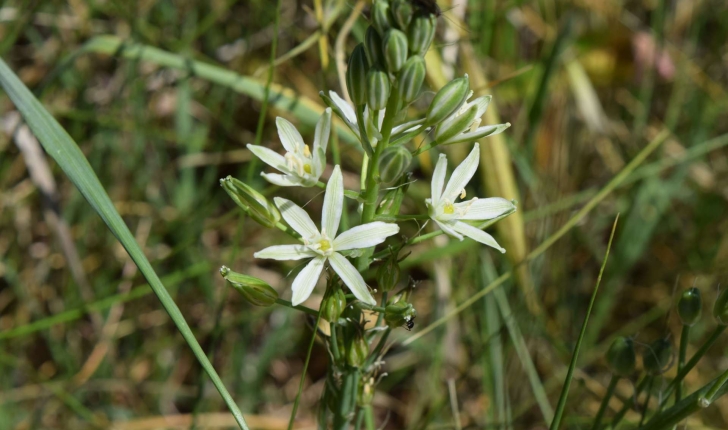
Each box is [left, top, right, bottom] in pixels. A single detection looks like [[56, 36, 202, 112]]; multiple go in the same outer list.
[[434, 93, 511, 146], [247, 109, 331, 187], [255, 166, 399, 305], [426, 144, 516, 253]]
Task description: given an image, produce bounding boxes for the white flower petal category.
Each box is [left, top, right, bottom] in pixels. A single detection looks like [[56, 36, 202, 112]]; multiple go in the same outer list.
[[322, 165, 344, 237], [274, 197, 320, 238], [456, 197, 515, 220], [329, 252, 376, 305], [333, 222, 399, 251], [451, 221, 505, 253], [247, 144, 288, 172], [441, 144, 480, 203], [261, 173, 302, 187], [472, 95, 492, 118], [329, 91, 357, 125], [435, 220, 464, 241], [314, 108, 331, 161], [431, 153, 448, 205], [291, 256, 326, 305], [254, 245, 317, 260], [276, 117, 305, 152], [441, 123, 510, 146]]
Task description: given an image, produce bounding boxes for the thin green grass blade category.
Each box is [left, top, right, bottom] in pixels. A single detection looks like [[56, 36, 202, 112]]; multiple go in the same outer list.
[[549, 214, 620, 430], [77, 35, 359, 145], [0, 58, 249, 430], [493, 285, 554, 423]]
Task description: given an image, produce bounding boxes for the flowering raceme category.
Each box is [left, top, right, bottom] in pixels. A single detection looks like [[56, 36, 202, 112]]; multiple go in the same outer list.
[[254, 166, 399, 305]]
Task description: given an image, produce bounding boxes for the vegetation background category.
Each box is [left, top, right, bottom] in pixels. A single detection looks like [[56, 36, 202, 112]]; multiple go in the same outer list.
[[1, 0, 727, 428]]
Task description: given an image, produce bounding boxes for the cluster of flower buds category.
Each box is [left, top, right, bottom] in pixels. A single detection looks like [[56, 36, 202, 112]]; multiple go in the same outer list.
[[220, 176, 280, 228]]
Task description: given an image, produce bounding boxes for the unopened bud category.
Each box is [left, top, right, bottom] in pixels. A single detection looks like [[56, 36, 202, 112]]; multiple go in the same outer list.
[[714, 288, 728, 325], [220, 266, 278, 307], [371, 0, 392, 36], [678, 287, 702, 326], [322, 288, 346, 323], [366, 69, 391, 110], [383, 29, 409, 73], [426, 75, 470, 126], [643, 337, 673, 375], [364, 27, 385, 69], [398, 55, 426, 103], [606, 336, 636, 377], [346, 335, 369, 367], [434, 104, 478, 144], [377, 145, 412, 184], [408, 14, 436, 56], [384, 301, 416, 329], [347, 44, 369, 106], [377, 256, 401, 292], [391, 0, 413, 31], [220, 176, 280, 228]]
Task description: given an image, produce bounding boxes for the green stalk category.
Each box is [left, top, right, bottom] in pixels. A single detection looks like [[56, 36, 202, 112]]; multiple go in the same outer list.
[[676, 324, 690, 402], [640, 370, 728, 430], [608, 375, 649, 428], [550, 215, 619, 430], [363, 405, 376, 430], [287, 304, 324, 430], [639, 376, 655, 426], [657, 325, 726, 407], [590, 374, 619, 430]]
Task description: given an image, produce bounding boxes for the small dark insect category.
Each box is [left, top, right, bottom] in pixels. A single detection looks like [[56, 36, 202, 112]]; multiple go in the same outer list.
[[409, 0, 442, 17], [405, 316, 416, 331]]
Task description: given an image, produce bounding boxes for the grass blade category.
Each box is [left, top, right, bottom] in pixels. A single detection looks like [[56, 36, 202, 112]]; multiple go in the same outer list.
[[0, 58, 250, 430], [549, 214, 620, 430]]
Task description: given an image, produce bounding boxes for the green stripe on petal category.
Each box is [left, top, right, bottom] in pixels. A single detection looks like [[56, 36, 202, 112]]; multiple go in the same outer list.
[[456, 197, 516, 220]]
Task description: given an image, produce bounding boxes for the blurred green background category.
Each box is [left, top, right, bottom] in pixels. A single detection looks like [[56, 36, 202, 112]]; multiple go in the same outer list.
[[1, 0, 728, 428]]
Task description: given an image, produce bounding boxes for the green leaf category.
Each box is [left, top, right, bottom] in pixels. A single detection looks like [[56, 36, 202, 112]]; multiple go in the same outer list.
[[0, 58, 249, 430]]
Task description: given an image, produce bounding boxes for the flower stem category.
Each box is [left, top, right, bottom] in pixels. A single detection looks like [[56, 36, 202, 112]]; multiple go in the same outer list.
[[676, 324, 690, 402], [657, 325, 726, 407], [287, 303, 323, 430], [591, 374, 618, 430], [639, 376, 654, 426], [275, 298, 319, 317], [609, 375, 649, 429], [363, 405, 376, 430]]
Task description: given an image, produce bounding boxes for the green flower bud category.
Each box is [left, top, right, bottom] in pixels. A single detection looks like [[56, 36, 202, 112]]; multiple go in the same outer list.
[[346, 335, 369, 367], [398, 55, 426, 103], [643, 337, 673, 375], [371, 0, 392, 36], [391, 0, 413, 31], [606, 336, 636, 377], [377, 255, 401, 292], [377, 144, 412, 184], [220, 176, 280, 228], [384, 301, 417, 330], [408, 14, 436, 56], [383, 29, 408, 73], [434, 104, 478, 144], [677, 287, 702, 326], [426, 75, 470, 126], [322, 288, 346, 323], [347, 44, 369, 106], [366, 69, 391, 111], [364, 26, 385, 69], [714, 288, 728, 325], [220, 266, 278, 307]]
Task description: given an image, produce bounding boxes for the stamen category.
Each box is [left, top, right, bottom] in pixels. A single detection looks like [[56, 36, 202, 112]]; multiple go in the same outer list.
[[303, 144, 312, 158], [470, 118, 481, 132], [460, 189, 466, 199]]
